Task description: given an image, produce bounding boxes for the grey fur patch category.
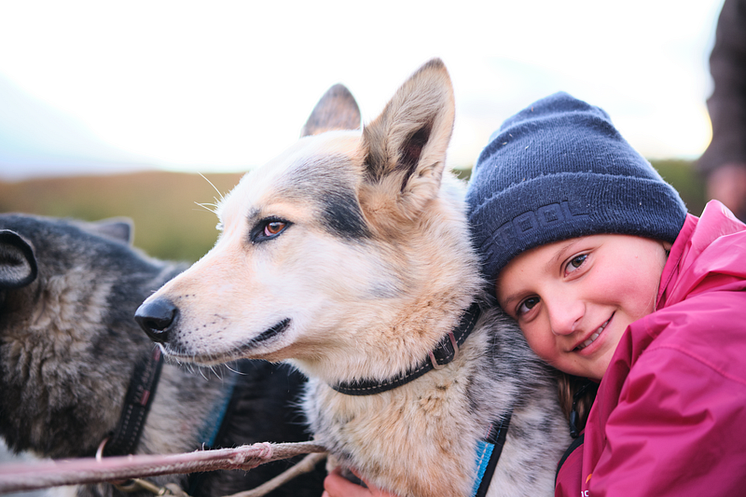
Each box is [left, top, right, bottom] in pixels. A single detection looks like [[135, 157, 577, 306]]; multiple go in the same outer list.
[[320, 189, 370, 240], [280, 154, 371, 240]]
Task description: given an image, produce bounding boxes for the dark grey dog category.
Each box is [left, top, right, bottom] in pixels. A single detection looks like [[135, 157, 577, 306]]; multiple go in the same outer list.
[[0, 213, 325, 497]]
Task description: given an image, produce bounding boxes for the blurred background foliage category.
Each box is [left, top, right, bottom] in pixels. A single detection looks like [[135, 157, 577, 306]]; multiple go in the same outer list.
[[0, 160, 705, 263]]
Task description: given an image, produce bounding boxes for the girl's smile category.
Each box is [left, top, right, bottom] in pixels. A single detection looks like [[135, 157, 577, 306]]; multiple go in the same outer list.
[[574, 313, 611, 352], [496, 234, 670, 380]]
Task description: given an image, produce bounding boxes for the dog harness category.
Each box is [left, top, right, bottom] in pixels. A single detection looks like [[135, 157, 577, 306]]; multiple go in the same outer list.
[[103, 347, 164, 456], [104, 346, 239, 496], [472, 411, 512, 497], [331, 302, 513, 496], [105, 347, 240, 459]]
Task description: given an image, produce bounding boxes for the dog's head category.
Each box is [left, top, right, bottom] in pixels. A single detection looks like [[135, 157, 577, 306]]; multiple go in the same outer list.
[[136, 59, 480, 382], [0, 214, 175, 457]]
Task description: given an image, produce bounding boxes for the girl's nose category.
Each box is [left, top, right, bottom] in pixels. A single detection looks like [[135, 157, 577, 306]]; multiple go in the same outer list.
[[545, 292, 584, 336]]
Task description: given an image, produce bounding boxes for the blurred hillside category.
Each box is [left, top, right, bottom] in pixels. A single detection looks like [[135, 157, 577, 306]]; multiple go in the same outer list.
[[0, 171, 243, 262], [0, 161, 706, 263], [652, 159, 707, 215]]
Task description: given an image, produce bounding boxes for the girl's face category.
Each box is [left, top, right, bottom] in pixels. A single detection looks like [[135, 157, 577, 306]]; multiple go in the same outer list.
[[496, 234, 669, 381]]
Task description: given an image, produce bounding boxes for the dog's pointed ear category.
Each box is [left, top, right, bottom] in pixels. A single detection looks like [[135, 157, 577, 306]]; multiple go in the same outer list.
[[362, 58, 455, 216], [301, 84, 361, 137], [85, 217, 135, 245], [0, 230, 38, 290]]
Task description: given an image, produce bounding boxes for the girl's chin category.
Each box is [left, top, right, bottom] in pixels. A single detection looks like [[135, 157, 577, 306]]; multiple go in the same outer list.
[[561, 347, 614, 381]]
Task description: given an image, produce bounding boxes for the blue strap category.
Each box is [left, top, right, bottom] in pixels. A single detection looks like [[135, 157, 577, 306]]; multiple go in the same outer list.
[[471, 411, 512, 497], [471, 440, 495, 497], [198, 377, 238, 448]]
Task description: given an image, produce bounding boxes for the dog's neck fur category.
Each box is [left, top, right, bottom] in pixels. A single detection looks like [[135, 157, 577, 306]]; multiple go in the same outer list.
[[304, 314, 498, 496], [330, 301, 482, 395]]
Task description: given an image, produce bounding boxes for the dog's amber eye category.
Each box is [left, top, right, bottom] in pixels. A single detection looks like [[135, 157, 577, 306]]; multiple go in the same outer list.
[[251, 217, 291, 243], [265, 221, 287, 237]]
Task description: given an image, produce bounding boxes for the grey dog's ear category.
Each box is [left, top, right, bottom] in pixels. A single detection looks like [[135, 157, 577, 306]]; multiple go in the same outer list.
[[301, 84, 361, 137], [0, 230, 38, 290], [85, 217, 135, 245]]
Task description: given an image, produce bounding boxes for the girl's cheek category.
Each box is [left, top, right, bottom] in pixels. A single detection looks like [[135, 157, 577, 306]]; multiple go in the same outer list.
[[520, 324, 553, 361]]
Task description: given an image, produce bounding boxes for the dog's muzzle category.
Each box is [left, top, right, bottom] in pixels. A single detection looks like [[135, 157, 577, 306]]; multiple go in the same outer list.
[[135, 298, 178, 344]]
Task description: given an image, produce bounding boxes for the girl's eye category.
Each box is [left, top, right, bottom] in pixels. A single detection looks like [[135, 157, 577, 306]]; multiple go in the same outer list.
[[517, 296, 541, 316], [565, 254, 588, 274], [264, 221, 287, 237]]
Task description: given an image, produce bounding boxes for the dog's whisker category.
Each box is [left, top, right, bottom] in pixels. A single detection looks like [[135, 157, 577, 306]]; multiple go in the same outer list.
[[194, 201, 219, 215], [224, 363, 242, 375], [198, 172, 226, 203]]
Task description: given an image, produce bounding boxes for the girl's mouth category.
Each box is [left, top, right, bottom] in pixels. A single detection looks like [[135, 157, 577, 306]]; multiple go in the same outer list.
[[575, 316, 611, 351]]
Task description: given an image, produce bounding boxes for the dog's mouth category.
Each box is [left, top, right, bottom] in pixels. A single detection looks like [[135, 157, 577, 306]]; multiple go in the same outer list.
[[161, 318, 292, 365], [223, 317, 291, 359], [248, 318, 292, 346]]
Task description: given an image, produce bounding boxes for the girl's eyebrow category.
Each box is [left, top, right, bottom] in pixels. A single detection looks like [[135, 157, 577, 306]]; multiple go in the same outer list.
[[497, 292, 520, 314], [545, 239, 583, 273], [495, 278, 525, 313]]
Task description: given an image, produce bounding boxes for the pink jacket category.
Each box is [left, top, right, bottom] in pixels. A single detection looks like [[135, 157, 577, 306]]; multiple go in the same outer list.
[[556, 200, 746, 496]]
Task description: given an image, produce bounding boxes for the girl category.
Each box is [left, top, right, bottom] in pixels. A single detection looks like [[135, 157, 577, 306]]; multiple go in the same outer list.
[[323, 93, 746, 496], [467, 92, 746, 496]]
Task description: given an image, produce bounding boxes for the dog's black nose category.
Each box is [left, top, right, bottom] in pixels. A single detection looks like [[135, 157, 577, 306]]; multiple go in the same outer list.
[[135, 298, 178, 343]]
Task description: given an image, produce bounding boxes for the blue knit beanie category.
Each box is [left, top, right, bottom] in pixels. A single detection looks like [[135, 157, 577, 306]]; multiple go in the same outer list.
[[466, 92, 688, 285]]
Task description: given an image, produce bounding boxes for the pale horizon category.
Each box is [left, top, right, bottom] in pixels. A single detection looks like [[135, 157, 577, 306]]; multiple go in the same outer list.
[[0, 0, 725, 180]]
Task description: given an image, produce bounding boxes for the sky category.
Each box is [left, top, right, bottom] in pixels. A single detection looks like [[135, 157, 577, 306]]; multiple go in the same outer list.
[[0, 0, 726, 180]]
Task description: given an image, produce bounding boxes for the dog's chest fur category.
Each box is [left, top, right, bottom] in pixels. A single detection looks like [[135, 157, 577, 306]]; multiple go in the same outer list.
[[305, 310, 566, 497], [306, 330, 491, 496]]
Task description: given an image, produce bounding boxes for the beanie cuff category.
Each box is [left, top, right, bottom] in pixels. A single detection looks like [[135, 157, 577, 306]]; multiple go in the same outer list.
[[470, 172, 687, 283]]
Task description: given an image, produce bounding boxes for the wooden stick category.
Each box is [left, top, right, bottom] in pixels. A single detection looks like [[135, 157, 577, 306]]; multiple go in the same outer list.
[[225, 452, 328, 497], [0, 442, 326, 494]]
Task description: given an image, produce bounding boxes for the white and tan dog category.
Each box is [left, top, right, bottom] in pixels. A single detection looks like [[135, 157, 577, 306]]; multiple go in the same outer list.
[[136, 59, 570, 496]]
